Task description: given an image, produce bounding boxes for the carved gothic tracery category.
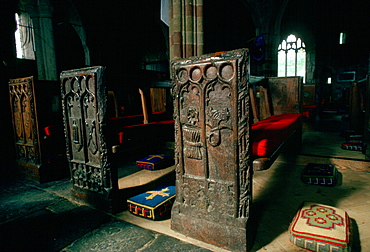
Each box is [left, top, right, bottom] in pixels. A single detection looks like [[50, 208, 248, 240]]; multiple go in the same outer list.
[[9, 77, 40, 165], [171, 49, 252, 225], [60, 67, 110, 193], [171, 49, 252, 250]]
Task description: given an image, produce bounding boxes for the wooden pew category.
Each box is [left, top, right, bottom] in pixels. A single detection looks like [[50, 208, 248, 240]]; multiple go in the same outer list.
[[363, 75, 370, 159], [8, 76, 68, 183], [251, 76, 303, 171], [60, 66, 175, 213], [302, 84, 317, 118], [349, 81, 366, 134]]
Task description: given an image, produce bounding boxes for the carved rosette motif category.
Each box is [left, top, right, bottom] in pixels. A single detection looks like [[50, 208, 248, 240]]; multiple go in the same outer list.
[[60, 67, 110, 194], [9, 77, 41, 165], [171, 49, 251, 224]]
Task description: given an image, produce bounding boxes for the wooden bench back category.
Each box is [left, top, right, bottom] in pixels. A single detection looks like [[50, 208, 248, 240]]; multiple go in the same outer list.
[[302, 84, 316, 106], [255, 76, 303, 121]]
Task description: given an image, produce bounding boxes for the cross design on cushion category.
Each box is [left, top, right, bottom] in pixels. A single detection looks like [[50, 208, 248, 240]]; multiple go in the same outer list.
[[301, 205, 344, 229], [145, 187, 170, 200]]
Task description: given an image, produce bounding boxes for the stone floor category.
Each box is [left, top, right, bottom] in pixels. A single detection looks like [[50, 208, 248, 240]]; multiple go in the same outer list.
[[2, 149, 368, 252], [1, 113, 369, 251], [118, 151, 370, 252], [249, 156, 370, 251], [0, 177, 213, 252]]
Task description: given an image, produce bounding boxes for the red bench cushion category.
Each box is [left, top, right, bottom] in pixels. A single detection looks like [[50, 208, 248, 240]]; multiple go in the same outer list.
[[44, 125, 64, 136], [251, 113, 302, 157], [117, 120, 174, 144]]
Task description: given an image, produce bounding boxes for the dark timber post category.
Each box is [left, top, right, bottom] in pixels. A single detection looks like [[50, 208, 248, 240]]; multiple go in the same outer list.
[[171, 48, 252, 251]]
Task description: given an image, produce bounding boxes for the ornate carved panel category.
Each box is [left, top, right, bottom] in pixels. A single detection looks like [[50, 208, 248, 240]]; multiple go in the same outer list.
[[171, 49, 252, 251], [9, 77, 41, 167], [60, 66, 111, 194]]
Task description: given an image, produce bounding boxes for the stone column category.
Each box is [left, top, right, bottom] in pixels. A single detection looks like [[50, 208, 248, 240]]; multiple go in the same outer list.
[[171, 48, 252, 251], [169, 0, 203, 60]]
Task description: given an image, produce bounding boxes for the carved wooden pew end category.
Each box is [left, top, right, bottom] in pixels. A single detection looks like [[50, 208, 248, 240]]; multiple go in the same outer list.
[[8, 76, 68, 183], [170, 49, 303, 251], [171, 49, 252, 251], [60, 66, 175, 213]]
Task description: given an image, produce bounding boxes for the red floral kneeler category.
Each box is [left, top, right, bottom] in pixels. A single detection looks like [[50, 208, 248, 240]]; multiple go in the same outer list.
[[289, 202, 351, 252]]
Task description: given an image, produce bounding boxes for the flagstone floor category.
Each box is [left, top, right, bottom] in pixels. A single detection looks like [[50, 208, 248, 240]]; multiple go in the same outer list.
[[2, 112, 369, 251], [118, 150, 370, 251], [117, 113, 370, 252]]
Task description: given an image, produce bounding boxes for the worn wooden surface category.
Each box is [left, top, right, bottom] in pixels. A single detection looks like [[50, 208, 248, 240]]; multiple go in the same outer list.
[[303, 84, 316, 106], [9, 76, 42, 181], [365, 76, 370, 160], [60, 67, 175, 213], [171, 48, 252, 251], [349, 81, 366, 133], [9, 76, 68, 182], [60, 66, 117, 212], [259, 76, 303, 120], [150, 88, 167, 112]]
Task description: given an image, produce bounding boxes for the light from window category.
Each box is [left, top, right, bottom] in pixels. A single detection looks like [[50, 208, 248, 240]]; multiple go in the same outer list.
[[339, 32, 346, 44], [14, 12, 35, 60], [277, 34, 306, 82]]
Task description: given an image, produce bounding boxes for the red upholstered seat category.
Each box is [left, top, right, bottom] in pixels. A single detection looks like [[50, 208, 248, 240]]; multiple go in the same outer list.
[[44, 125, 64, 136], [303, 105, 317, 118], [117, 120, 174, 144], [109, 109, 174, 145], [251, 113, 302, 157]]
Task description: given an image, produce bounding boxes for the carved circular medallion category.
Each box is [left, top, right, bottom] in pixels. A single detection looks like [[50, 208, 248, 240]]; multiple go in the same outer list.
[[190, 67, 202, 82], [220, 64, 234, 80], [205, 66, 217, 79], [177, 69, 189, 83]]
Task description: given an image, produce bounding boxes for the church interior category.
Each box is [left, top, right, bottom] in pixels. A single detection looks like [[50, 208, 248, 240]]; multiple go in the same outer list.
[[0, 0, 369, 251]]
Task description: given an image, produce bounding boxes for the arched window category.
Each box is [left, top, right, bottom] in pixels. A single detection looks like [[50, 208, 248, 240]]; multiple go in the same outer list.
[[15, 12, 35, 60], [278, 34, 305, 82]]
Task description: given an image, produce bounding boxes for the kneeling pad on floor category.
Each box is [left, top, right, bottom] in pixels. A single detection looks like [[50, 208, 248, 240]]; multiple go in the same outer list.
[[289, 202, 351, 252], [136, 154, 173, 170], [127, 185, 176, 220], [341, 140, 363, 151], [301, 163, 338, 186]]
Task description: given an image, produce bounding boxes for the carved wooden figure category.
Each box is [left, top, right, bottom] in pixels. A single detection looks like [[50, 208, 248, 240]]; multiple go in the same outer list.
[[171, 49, 252, 251]]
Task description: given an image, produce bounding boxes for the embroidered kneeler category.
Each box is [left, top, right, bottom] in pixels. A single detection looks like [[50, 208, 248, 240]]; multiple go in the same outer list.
[[127, 185, 176, 220], [289, 202, 351, 252]]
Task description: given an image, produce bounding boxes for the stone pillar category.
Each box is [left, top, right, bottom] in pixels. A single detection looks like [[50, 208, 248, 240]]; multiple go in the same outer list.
[[171, 48, 252, 251], [26, 0, 58, 81], [169, 0, 203, 60]]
